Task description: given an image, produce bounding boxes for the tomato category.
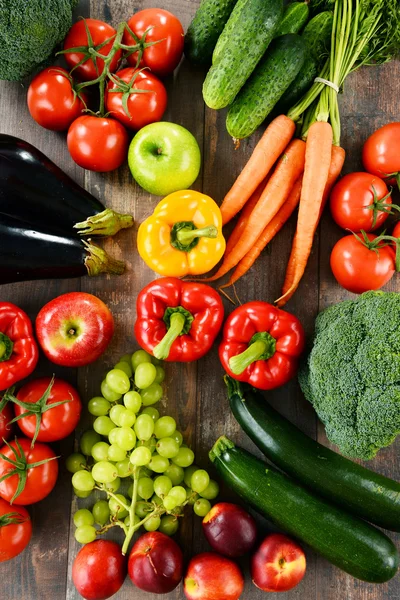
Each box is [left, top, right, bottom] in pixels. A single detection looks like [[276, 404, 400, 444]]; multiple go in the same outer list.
[[393, 222, 400, 239], [0, 438, 58, 505], [105, 68, 167, 131], [27, 67, 87, 131], [0, 498, 32, 562], [14, 377, 82, 443], [0, 403, 13, 442], [73, 540, 126, 600], [362, 123, 400, 187], [123, 9, 184, 77], [330, 233, 396, 294], [63, 19, 121, 81], [330, 172, 392, 232], [67, 116, 128, 172]]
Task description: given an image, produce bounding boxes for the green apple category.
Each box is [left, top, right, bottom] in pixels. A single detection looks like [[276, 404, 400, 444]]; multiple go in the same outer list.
[[128, 122, 201, 196]]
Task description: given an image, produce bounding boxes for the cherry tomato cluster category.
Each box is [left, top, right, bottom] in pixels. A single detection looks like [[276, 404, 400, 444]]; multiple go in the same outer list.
[[329, 122, 400, 294], [27, 10, 184, 172]]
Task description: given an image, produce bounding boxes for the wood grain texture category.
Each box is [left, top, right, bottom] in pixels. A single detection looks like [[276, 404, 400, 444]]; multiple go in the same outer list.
[[0, 0, 399, 599]]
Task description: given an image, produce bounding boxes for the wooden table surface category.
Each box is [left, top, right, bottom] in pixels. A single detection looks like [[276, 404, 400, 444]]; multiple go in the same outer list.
[[1, 1, 400, 599]]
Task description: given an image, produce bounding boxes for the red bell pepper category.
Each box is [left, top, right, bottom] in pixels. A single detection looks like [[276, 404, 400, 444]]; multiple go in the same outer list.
[[134, 278, 224, 362], [0, 303, 39, 391], [219, 301, 304, 390]]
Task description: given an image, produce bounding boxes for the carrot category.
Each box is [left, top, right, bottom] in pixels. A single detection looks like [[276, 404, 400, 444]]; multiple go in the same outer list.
[[220, 115, 296, 225], [276, 122, 339, 307], [221, 176, 303, 288]]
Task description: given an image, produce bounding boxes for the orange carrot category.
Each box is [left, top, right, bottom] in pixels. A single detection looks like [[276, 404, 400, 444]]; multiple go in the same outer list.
[[276, 122, 338, 307], [222, 176, 303, 288], [220, 115, 296, 225], [224, 176, 269, 256]]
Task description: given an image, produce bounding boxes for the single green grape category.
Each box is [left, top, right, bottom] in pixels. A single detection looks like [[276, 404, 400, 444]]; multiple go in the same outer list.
[[168, 486, 187, 506], [108, 444, 127, 462], [191, 470, 210, 494], [141, 407, 159, 422], [114, 361, 133, 378], [127, 482, 134, 499], [92, 500, 110, 526], [80, 430, 101, 456], [135, 362, 157, 389], [124, 514, 140, 527], [141, 466, 153, 478], [106, 369, 131, 395], [66, 453, 87, 473], [172, 430, 183, 447], [116, 458, 133, 478], [134, 414, 155, 441], [163, 496, 177, 511], [194, 498, 212, 517], [151, 494, 163, 507], [72, 470, 95, 492], [104, 477, 121, 493], [154, 365, 165, 384], [144, 514, 161, 532], [140, 383, 163, 406], [172, 447, 194, 468], [135, 501, 151, 519], [156, 437, 180, 459], [73, 508, 95, 528], [92, 441, 111, 462], [183, 465, 199, 488], [73, 487, 92, 499], [115, 427, 137, 451], [88, 397, 111, 417], [154, 475, 172, 498], [93, 416, 115, 437], [92, 461, 118, 484], [154, 416, 176, 439], [148, 455, 170, 473], [164, 464, 184, 486], [123, 391, 142, 413], [75, 525, 97, 544], [199, 479, 219, 500], [159, 515, 179, 536], [130, 446, 152, 466], [109, 404, 126, 426], [132, 349, 152, 371], [119, 353, 133, 365], [138, 477, 154, 500], [119, 409, 136, 428], [108, 427, 120, 445], [101, 380, 122, 402], [109, 494, 129, 519]]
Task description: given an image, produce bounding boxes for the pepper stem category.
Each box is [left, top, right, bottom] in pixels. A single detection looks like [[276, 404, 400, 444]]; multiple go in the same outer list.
[[74, 208, 134, 236], [153, 313, 186, 360], [228, 331, 277, 375], [176, 226, 218, 246], [0, 333, 13, 362]]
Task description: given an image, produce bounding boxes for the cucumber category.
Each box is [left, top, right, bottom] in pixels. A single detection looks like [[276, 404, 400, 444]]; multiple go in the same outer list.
[[227, 377, 400, 531], [274, 2, 309, 36], [184, 0, 239, 66], [210, 436, 399, 584], [203, 0, 283, 110], [226, 34, 306, 139], [212, 0, 247, 65]]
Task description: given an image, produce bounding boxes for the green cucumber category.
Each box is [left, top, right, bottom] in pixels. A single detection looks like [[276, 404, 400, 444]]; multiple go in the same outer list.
[[184, 0, 239, 66], [274, 1, 309, 36], [227, 377, 400, 531], [226, 34, 305, 139], [210, 436, 399, 583], [203, 0, 283, 109], [212, 0, 247, 64]]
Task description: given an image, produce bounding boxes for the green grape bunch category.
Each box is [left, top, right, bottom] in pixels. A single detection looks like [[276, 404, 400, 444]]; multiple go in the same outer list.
[[66, 349, 219, 554]]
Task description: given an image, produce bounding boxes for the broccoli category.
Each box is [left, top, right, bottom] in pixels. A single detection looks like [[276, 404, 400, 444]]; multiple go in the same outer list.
[[299, 291, 400, 460], [0, 0, 78, 81]]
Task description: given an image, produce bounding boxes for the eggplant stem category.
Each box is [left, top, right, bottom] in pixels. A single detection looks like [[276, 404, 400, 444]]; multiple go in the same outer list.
[[83, 240, 125, 276], [74, 208, 134, 236]]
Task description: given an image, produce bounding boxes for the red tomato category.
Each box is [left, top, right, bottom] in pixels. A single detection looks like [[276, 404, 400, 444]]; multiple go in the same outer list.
[[330, 172, 391, 232], [330, 233, 396, 294], [0, 403, 13, 442], [362, 123, 400, 187], [251, 533, 306, 592], [67, 116, 128, 172], [63, 19, 121, 81], [123, 9, 184, 77], [105, 68, 167, 131], [73, 540, 126, 600], [0, 438, 58, 505], [27, 67, 87, 131], [0, 497, 32, 562], [14, 378, 82, 443]]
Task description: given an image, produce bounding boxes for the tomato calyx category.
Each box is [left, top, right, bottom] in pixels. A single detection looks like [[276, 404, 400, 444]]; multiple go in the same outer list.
[[352, 230, 400, 272], [0, 333, 13, 363], [0, 511, 28, 528], [385, 172, 400, 191], [107, 68, 152, 118], [0, 438, 58, 503], [366, 185, 398, 228], [229, 331, 277, 375], [119, 24, 165, 65], [45, 67, 88, 109]]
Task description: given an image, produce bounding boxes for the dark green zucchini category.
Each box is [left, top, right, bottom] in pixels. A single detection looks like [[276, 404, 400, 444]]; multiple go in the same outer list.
[[184, 0, 239, 66], [226, 34, 306, 139], [203, 0, 283, 109], [226, 377, 400, 531], [210, 436, 399, 583], [274, 1, 309, 36]]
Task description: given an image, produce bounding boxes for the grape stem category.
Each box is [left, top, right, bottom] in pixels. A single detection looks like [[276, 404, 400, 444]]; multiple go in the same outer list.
[[122, 465, 141, 555]]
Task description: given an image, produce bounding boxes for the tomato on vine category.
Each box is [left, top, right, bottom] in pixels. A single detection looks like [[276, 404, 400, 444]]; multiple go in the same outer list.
[[0, 403, 13, 442], [363, 123, 400, 189], [0, 498, 32, 562]]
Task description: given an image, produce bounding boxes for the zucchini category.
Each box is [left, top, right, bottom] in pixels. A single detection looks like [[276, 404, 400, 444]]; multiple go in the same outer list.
[[274, 2, 309, 36], [227, 377, 400, 531], [184, 0, 239, 66], [210, 436, 399, 584], [203, 0, 283, 109], [226, 34, 306, 139]]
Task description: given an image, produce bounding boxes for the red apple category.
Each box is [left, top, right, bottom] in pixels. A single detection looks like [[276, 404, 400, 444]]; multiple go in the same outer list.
[[202, 502, 257, 557], [36, 292, 114, 367], [251, 533, 306, 592], [184, 552, 244, 600], [128, 531, 183, 594], [72, 540, 126, 600]]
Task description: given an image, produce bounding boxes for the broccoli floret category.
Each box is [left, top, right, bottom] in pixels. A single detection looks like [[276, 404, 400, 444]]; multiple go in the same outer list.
[[0, 0, 78, 81], [299, 291, 400, 460]]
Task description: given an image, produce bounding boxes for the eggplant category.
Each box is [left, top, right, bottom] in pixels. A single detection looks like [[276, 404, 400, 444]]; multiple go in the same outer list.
[[0, 134, 133, 237], [0, 214, 125, 285]]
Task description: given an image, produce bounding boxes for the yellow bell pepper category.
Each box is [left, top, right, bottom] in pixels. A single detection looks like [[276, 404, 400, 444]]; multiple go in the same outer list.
[[137, 190, 226, 277]]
